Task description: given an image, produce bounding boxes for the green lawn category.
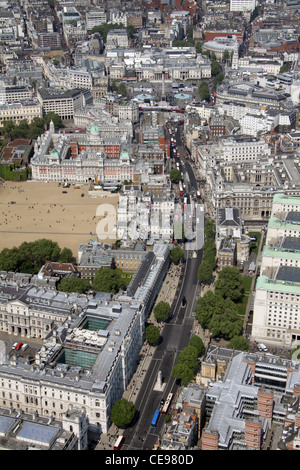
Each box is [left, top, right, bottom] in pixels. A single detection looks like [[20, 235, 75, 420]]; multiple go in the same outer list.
[[116, 268, 134, 286], [248, 232, 261, 255], [235, 276, 252, 316]]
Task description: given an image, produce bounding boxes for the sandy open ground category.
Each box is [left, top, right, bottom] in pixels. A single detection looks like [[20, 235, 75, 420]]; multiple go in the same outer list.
[[0, 181, 119, 259]]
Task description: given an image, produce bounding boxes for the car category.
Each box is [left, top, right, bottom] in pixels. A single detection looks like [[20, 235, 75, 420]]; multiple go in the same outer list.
[[12, 342, 18, 350], [160, 399, 165, 406], [15, 342, 23, 351]]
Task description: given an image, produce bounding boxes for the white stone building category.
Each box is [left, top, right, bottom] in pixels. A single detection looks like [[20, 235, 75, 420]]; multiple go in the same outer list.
[[251, 195, 300, 347]]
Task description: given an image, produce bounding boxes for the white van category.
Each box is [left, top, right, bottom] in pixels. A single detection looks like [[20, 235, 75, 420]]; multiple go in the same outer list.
[[21, 344, 28, 351]]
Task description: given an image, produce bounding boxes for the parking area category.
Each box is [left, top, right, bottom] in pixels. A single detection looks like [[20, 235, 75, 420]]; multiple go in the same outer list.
[[0, 332, 42, 361]]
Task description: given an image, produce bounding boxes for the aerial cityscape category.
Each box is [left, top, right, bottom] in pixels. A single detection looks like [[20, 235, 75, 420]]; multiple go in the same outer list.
[[0, 0, 299, 453]]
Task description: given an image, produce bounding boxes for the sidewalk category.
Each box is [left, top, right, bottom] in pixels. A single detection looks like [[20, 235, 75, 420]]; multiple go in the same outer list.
[[95, 261, 183, 450]]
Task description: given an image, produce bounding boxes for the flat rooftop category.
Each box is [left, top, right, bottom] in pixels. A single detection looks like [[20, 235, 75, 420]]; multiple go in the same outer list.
[[276, 265, 300, 283]]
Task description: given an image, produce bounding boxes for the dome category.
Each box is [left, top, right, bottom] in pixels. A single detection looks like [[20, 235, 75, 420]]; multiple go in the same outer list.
[[120, 150, 129, 160], [90, 123, 100, 134], [50, 148, 59, 158]]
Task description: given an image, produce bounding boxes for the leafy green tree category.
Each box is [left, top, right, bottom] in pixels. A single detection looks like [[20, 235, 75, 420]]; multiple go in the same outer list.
[[0, 239, 63, 274], [204, 218, 215, 239], [280, 64, 289, 73], [170, 168, 182, 183], [196, 290, 220, 328], [0, 247, 20, 271], [227, 336, 250, 351], [153, 301, 170, 322], [92, 267, 126, 293], [195, 42, 202, 54], [209, 302, 243, 339], [126, 25, 136, 39], [189, 335, 205, 356], [110, 399, 136, 428], [145, 324, 160, 345], [1, 120, 15, 140], [177, 346, 199, 369], [250, 6, 259, 21], [170, 246, 184, 264], [28, 117, 45, 139], [222, 50, 230, 63], [197, 260, 213, 284], [198, 81, 210, 101], [59, 247, 73, 263], [172, 361, 195, 386], [91, 23, 124, 43], [57, 277, 90, 294], [44, 112, 62, 130], [211, 60, 221, 77], [118, 83, 127, 97], [172, 346, 199, 386], [213, 73, 224, 89], [215, 266, 243, 301]]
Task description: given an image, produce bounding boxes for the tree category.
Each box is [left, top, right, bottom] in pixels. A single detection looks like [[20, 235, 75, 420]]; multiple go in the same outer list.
[[198, 81, 210, 101], [44, 112, 62, 130], [145, 324, 160, 345], [118, 83, 127, 97], [172, 361, 195, 386], [110, 399, 136, 428], [91, 23, 125, 43], [204, 218, 215, 239], [176, 346, 199, 370], [222, 50, 230, 63], [227, 336, 250, 351], [213, 73, 224, 89], [211, 60, 221, 77], [92, 267, 126, 293], [195, 42, 202, 54], [209, 302, 243, 339], [215, 266, 243, 301], [59, 247, 73, 263], [0, 239, 72, 274], [280, 64, 289, 73], [153, 301, 170, 322], [189, 335, 205, 357], [0, 247, 20, 271], [1, 120, 15, 140], [172, 346, 199, 386], [250, 6, 259, 21], [126, 25, 136, 39], [170, 168, 182, 183], [195, 290, 221, 328], [170, 246, 184, 264], [57, 277, 90, 294], [197, 260, 213, 284], [28, 117, 45, 139]]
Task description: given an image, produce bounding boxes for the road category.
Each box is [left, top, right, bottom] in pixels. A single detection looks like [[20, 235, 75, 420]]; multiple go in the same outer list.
[[122, 123, 203, 450], [122, 251, 202, 450]]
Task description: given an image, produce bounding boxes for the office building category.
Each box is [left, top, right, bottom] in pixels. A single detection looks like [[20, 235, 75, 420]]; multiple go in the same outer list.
[[251, 195, 300, 348], [37, 88, 86, 120], [230, 0, 256, 12], [0, 242, 169, 434]]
